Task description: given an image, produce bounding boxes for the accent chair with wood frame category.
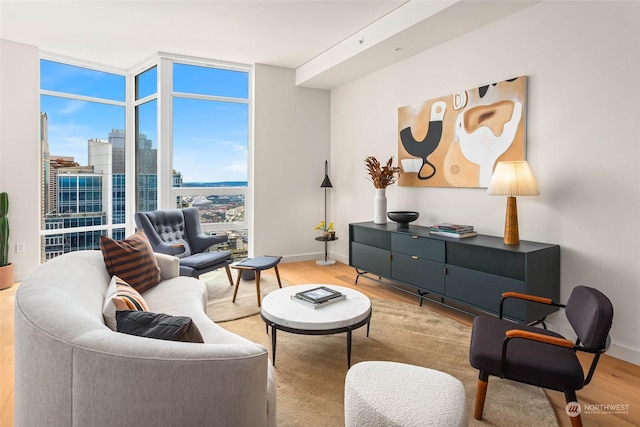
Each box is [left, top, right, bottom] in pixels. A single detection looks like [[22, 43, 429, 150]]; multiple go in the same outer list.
[[469, 286, 614, 427], [135, 207, 234, 284]]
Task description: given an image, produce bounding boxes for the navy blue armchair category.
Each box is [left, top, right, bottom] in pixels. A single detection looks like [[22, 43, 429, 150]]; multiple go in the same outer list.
[[135, 207, 234, 283]]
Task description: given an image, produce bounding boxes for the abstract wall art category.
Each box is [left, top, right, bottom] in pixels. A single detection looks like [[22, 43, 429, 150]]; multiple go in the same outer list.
[[397, 76, 527, 188]]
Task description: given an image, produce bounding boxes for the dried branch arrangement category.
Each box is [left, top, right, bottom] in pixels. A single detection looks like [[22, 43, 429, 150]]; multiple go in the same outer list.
[[365, 156, 401, 189]]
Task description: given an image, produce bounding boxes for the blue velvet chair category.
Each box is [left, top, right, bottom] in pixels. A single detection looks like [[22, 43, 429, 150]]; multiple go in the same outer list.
[[469, 286, 613, 427], [134, 207, 234, 284]]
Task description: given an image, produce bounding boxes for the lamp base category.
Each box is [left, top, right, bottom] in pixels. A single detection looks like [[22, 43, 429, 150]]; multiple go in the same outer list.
[[504, 196, 520, 245]]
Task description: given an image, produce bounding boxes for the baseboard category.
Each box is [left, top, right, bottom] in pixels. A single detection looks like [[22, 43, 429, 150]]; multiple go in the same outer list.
[[333, 254, 349, 265], [279, 252, 350, 265], [607, 343, 640, 366], [279, 253, 323, 263]]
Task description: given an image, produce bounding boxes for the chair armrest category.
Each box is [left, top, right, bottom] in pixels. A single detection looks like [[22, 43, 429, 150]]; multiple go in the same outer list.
[[154, 253, 180, 280], [500, 292, 565, 319], [500, 329, 575, 378], [189, 233, 228, 254], [151, 241, 186, 256], [502, 292, 553, 305], [505, 329, 574, 348], [182, 207, 229, 253]]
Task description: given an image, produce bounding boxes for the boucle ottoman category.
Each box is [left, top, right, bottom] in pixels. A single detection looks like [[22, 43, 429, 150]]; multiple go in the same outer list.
[[344, 361, 467, 427]]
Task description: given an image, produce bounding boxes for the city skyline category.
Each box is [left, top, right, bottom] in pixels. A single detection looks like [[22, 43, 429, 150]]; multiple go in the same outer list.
[[40, 115, 248, 261]]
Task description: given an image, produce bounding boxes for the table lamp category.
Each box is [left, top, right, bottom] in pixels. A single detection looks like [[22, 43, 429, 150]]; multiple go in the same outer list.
[[486, 160, 539, 245]]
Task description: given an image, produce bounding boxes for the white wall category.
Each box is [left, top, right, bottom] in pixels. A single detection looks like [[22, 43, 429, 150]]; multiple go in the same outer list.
[[330, 1, 640, 363], [0, 40, 41, 281], [253, 64, 331, 261]]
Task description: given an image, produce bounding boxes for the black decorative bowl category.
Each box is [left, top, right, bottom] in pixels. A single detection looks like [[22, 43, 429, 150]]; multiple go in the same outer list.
[[387, 211, 419, 230]]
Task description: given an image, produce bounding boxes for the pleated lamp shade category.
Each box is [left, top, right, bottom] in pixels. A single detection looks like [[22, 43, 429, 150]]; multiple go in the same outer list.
[[487, 161, 539, 196]]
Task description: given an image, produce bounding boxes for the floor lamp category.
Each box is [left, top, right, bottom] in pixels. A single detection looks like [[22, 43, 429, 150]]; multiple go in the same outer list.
[[487, 161, 539, 245], [317, 160, 335, 265]]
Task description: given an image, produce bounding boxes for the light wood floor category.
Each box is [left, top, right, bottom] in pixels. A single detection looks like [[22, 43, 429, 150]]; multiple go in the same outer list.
[[2, 260, 639, 426]]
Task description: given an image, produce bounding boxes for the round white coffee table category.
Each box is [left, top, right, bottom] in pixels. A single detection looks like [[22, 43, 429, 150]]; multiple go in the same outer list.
[[260, 284, 372, 367]]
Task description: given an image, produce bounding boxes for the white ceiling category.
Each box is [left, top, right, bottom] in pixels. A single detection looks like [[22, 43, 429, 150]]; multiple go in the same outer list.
[[0, 0, 538, 89]]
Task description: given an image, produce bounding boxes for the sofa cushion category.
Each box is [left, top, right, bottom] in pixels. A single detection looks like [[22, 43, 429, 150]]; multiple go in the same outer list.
[[116, 310, 204, 343], [103, 275, 149, 330], [100, 231, 162, 293]]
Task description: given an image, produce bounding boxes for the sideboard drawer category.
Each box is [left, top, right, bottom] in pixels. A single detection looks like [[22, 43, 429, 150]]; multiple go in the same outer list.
[[446, 242, 525, 280], [391, 233, 445, 262], [392, 252, 444, 294], [445, 265, 525, 321], [350, 242, 391, 277], [352, 226, 390, 250]]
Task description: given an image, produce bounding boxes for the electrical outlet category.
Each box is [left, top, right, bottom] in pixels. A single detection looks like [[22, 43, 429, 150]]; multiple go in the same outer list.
[[16, 242, 25, 253]]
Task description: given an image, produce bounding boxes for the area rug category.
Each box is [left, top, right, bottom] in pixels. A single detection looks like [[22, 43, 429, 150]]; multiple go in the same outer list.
[[219, 298, 559, 427], [202, 268, 287, 322]]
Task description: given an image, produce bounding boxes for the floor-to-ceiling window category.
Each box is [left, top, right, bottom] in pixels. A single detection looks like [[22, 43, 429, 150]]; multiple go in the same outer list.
[[40, 55, 252, 261], [164, 59, 250, 259], [40, 59, 126, 261]]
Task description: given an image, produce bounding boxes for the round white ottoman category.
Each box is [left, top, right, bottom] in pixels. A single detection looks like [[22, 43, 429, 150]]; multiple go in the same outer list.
[[344, 361, 467, 427]]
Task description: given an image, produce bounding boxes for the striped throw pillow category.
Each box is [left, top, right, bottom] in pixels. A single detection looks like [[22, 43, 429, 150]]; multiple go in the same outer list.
[[103, 275, 150, 330], [100, 231, 161, 293]]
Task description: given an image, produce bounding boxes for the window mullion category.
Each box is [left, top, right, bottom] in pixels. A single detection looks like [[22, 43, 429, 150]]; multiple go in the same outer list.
[[125, 73, 137, 236], [158, 57, 174, 209], [172, 91, 249, 104], [40, 89, 126, 107]]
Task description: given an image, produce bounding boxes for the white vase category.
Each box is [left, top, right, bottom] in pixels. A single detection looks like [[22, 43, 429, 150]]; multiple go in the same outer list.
[[373, 188, 387, 224]]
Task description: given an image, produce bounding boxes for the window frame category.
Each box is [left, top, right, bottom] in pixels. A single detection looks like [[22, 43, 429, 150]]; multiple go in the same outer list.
[[39, 53, 254, 261], [157, 55, 252, 237]]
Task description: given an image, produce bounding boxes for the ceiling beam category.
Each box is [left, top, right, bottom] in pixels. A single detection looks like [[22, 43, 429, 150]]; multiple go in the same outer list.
[[296, 0, 540, 90]]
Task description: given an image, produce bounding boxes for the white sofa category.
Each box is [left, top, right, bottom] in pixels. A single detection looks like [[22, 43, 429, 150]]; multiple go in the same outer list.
[[14, 250, 276, 427]]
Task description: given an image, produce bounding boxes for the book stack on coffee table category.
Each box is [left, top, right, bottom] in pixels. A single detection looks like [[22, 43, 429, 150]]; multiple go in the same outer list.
[[291, 286, 346, 309]]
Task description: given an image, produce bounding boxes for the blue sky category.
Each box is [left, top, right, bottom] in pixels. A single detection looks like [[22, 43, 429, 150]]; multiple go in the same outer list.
[[41, 60, 248, 183]]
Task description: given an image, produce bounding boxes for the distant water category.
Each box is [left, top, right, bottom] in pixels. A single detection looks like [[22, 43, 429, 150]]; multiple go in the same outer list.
[[181, 181, 248, 187]]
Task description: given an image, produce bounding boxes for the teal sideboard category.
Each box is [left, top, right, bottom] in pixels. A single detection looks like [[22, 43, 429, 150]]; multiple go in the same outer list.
[[349, 221, 560, 323]]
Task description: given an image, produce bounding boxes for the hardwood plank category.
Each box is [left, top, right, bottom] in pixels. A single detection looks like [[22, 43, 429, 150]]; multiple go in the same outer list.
[[0, 283, 17, 427]]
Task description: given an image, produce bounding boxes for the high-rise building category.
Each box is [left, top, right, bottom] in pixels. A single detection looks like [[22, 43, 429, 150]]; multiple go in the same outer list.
[[40, 112, 49, 223], [48, 156, 79, 215], [40, 123, 160, 259], [39, 120, 210, 260], [44, 168, 106, 260], [135, 131, 159, 212]]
